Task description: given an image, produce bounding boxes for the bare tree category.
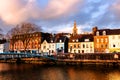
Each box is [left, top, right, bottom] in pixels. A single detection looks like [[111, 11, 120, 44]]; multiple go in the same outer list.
[[0, 28, 4, 39], [6, 23, 41, 39], [19, 23, 41, 34]]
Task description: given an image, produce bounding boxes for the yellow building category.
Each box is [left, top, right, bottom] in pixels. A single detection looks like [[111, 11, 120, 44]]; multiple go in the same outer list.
[[93, 27, 120, 53], [109, 34, 120, 53], [68, 21, 94, 53]]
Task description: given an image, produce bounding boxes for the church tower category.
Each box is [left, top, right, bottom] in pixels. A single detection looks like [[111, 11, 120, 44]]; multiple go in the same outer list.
[[72, 20, 78, 36]]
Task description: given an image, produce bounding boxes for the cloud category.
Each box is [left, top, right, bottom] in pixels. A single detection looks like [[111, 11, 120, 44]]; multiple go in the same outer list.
[[0, 0, 83, 25], [41, 0, 83, 19], [111, 0, 120, 19]]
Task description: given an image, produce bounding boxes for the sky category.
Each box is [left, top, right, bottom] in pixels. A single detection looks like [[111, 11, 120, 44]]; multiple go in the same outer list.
[[0, 0, 120, 34]]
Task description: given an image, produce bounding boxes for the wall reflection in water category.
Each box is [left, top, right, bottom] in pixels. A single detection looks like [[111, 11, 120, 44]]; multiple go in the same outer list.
[[0, 63, 120, 80]]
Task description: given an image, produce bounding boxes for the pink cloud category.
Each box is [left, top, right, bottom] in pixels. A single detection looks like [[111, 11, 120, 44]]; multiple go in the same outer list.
[[111, 0, 120, 18], [42, 0, 83, 19], [0, 0, 83, 25]]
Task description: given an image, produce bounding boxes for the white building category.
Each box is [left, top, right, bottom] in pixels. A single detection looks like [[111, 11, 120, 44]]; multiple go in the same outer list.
[[49, 40, 56, 55], [109, 35, 120, 52], [0, 40, 9, 53], [41, 40, 49, 54], [80, 41, 94, 53], [68, 34, 94, 53]]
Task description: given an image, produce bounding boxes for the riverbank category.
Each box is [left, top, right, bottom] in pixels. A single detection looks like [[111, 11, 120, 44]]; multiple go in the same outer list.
[[0, 58, 120, 67]]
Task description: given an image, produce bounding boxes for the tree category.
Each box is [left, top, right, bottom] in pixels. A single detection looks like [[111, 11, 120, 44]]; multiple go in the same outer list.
[[6, 23, 41, 39], [0, 28, 4, 39], [7, 22, 42, 52]]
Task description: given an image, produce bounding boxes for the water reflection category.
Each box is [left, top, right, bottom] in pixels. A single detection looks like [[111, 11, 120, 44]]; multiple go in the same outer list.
[[0, 63, 120, 80], [107, 70, 120, 80]]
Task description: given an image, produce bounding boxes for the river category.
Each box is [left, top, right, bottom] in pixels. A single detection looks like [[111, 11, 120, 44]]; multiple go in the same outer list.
[[0, 63, 120, 80]]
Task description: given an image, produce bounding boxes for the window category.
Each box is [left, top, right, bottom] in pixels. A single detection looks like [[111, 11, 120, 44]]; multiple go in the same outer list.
[[78, 44, 80, 48], [72, 40, 75, 42], [97, 44, 99, 48], [85, 39, 89, 42], [112, 36, 115, 39], [51, 40, 53, 43], [74, 44, 76, 48], [113, 44, 115, 47], [105, 44, 108, 48], [70, 46, 72, 49], [78, 50, 80, 53], [103, 31, 106, 35], [119, 36, 120, 39], [83, 44, 85, 48], [105, 38, 107, 42], [49, 45, 51, 48], [96, 31, 99, 36], [76, 39, 78, 42], [59, 40, 62, 43], [70, 46, 72, 52], [43, 46, 46, 49], [97, 39, 99, 43], [74, 50, 76, 53], [90, 44, 92, 48], [101, 45, 103, 48], [101, 39, 103, 43], [86, 44, 88, 48]]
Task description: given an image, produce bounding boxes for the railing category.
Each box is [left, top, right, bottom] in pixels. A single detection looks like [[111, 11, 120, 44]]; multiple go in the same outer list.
[[56, 53, 120, 60]]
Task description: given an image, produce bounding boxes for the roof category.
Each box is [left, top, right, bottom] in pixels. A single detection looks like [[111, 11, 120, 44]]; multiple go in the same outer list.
[[55, 36, 68, 43], [96, 29, 120, 35], [69, 34, 93, 42]]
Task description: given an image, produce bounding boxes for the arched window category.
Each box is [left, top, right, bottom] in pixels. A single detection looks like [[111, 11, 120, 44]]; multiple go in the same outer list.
[[103, 31, 106, 35], [96, 31, 99, 36]]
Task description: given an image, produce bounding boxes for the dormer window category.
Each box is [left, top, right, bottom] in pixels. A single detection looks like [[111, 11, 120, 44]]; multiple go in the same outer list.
[[96, 31, 99, 36], [103, 31, 106, 35], [59, 40, 62, 43], [72, 40, 75, 42], [51, 40, 53, 43], [76, 39, 78, 42], [85, 39, 89, 42]]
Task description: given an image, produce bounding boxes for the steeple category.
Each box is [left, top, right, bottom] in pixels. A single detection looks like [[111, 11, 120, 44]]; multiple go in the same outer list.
[[72, 20, 78, 36]]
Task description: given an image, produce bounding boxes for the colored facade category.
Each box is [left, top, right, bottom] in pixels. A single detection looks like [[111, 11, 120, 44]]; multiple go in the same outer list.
[[68, 21, 94, 53], [94, 27, 120, 53], [109, 35, 120, 52], [55, 36, 69, 53], [94, 28, 109, 53], [0, 39, 9, 53], [108, 29, 120, 53], [9, 32, 51, 53], [68, 34, 94, 53], [41, 39, 56, 55], [48, 40, 56, 55], [41, 40, 49, 54]]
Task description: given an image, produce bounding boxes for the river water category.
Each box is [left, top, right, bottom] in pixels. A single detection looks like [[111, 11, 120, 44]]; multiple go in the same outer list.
[[0, 63, 120, 80]]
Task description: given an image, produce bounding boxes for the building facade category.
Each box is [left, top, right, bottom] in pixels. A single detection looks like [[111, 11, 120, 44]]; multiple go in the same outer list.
[[68, 34, 94, 53], [109, 35, 120, 52], [0, 39, 9, 53], [41, 40, 49, 54], [55, 36, 69, 53], [9, 32, 51, 53], [94, 28, 109, 53], [48, 40, 56, 55]]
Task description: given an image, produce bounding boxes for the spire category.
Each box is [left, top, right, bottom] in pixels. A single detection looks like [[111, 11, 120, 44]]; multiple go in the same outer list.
[[72, 20, 78, 36], [74, 20, 77, 28]]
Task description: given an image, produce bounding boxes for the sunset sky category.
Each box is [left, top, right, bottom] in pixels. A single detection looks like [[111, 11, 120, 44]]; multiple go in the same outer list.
[[0, 0, 120, 34]]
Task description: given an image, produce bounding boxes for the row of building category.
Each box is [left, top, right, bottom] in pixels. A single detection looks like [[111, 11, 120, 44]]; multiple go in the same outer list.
[[1, 21, 120, 54]]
